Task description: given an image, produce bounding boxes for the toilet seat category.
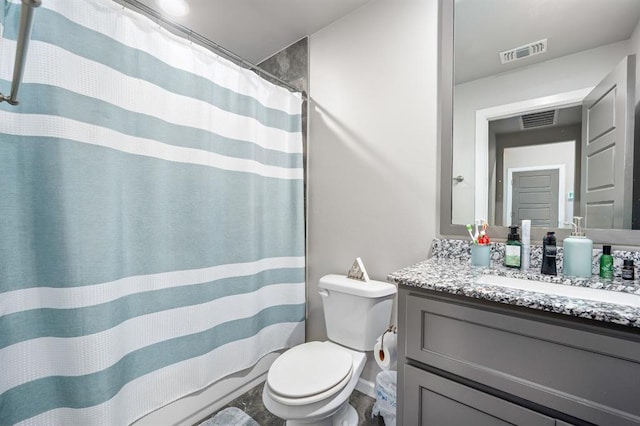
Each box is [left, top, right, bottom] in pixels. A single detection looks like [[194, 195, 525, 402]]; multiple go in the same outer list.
[[266, 341, 353, 406]]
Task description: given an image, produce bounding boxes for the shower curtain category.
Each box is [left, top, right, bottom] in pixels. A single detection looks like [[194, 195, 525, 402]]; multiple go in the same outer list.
[[0, 0, 305, 424]]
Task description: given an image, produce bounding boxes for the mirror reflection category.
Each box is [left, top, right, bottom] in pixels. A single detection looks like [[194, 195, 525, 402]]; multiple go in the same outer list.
[[451, 0, 640, 229]]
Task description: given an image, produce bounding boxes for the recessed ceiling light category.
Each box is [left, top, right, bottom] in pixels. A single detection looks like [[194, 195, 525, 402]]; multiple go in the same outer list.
[[156, 0, 189, 17]]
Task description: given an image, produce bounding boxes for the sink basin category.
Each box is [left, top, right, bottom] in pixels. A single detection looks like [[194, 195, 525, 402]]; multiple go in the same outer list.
[[476, 275, 640, 308]]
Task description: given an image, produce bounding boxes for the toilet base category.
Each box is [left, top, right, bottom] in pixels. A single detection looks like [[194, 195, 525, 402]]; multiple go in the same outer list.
[[286, 402, 358, 426]]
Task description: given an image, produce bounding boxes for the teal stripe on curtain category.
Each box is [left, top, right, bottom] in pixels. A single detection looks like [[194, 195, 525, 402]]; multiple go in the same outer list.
[[2, 4, 302, 132], [2, 304, 305, 425], [0, 136, 304, 291], [1, 267, 304, 348]]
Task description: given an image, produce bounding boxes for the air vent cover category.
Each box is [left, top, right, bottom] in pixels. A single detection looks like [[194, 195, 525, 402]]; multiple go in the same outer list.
[[520, 110, 557, 129], [500, 39, 547, 64]]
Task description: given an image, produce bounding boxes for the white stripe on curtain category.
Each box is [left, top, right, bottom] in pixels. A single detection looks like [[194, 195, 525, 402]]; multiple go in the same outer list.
[[0, 111, 303, 179], [0, 0, 305, 423], [1, 256, 305, 314]]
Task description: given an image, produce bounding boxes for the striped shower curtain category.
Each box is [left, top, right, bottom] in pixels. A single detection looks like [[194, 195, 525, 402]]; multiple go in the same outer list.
[[0, 0, 305, 424]]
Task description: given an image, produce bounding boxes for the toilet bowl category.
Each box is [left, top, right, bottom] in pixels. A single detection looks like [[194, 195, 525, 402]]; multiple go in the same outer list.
[[262, 341, 366, 426], [262, 274, 397, 426]]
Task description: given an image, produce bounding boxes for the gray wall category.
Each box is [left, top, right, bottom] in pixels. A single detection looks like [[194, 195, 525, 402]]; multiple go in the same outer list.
[[308, 0, 439, 386], [258, 0, 440, 389]]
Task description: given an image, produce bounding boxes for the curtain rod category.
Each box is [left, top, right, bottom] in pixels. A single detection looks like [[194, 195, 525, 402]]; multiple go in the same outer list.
[[117, 0, 306, 99], [0, 0, 42, 106]]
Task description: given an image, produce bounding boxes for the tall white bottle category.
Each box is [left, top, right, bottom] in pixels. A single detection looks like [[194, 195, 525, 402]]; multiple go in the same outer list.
[[521, 220, 531, 270], [562, 217, 593, 278]]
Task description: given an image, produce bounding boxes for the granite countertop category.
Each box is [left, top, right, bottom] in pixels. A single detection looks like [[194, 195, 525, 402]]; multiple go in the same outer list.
[[388, 239, 640, 329]]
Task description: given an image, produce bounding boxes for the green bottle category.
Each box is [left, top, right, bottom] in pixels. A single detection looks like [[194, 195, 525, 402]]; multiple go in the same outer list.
[[504, 225, 523, 268], [599, 245, 613, 279]]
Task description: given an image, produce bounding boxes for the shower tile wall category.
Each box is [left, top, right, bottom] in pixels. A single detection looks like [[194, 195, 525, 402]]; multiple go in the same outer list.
[[258, 37, 308, 93]]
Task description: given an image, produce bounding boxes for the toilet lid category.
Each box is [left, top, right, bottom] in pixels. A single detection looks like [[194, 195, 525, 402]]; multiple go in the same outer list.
[[267, 341, 353, 399]]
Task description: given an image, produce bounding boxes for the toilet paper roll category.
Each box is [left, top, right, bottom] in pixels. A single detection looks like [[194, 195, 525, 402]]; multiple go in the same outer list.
[[374, 332, 397, 371]]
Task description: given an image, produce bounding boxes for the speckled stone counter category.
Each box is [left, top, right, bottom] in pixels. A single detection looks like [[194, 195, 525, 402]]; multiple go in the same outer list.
[[388, 238, 640, 328]]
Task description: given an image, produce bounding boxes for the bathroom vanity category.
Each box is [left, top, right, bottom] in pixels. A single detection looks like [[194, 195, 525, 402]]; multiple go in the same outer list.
[[421, 0, 640, 422], [389, 240, 640, 425]]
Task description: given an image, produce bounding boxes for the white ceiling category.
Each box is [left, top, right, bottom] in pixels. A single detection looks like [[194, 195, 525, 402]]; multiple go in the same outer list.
[[135, 0, 372, 64], [455, 0, 640, 84], [129, 1, 640, 81]]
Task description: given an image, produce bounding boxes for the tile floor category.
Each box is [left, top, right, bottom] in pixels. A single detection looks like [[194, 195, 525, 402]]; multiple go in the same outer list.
[[198, 382, 386, 425]]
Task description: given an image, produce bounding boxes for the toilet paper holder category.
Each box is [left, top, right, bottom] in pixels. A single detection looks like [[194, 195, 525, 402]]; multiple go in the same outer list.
[[379, 325, 397, 352]]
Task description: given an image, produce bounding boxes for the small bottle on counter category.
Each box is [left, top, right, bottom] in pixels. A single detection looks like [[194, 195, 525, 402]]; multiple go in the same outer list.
[[504, 225, 522, 269], [622, 259, 635, 281], [541, 231, 557, 275], [521, 220, 531, 270], [599, 245, 613, 279]]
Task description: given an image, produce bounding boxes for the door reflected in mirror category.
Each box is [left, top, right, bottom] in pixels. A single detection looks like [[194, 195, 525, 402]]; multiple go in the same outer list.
[[451, 0, 640, 230]]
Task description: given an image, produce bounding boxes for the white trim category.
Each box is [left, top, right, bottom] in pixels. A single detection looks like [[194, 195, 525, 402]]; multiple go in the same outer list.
[[505, 164, 565, 228], [356, 377, 376, 399], [474, 88, 592, 221]]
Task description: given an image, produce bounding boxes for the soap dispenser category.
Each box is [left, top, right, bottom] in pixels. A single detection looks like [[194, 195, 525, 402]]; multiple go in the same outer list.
[[562, 217, 593, 278], [504, 225, 522, 268]]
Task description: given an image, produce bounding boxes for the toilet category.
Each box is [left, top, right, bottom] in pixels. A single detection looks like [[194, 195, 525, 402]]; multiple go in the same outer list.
[[262, 274, 397, 425]]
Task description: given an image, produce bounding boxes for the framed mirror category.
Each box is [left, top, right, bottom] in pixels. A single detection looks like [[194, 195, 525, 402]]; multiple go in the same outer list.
[[440, 0, 640, 245]]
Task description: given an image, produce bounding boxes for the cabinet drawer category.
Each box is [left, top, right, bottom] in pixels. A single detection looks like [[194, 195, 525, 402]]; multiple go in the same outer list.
[[404, 292, 640, 425], [403, 364, 555, 426]]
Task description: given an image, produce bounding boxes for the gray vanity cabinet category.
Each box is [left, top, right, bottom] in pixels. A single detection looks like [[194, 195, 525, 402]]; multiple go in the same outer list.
[[397, 287, 640, 426], [404, 365, 555, 425]]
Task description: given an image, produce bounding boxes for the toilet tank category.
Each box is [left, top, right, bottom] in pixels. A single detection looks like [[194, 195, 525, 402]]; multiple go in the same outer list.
[[318, 274, 397, 351]]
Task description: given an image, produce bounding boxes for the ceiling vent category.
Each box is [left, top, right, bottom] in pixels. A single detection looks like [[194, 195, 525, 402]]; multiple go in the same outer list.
[[520, 109, 557, 130], [500, 39, 547, 64]]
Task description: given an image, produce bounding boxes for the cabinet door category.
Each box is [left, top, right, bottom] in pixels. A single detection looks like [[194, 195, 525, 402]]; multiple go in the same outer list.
[[404, 365, 554, 426], [403, 292, 640, 424]]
